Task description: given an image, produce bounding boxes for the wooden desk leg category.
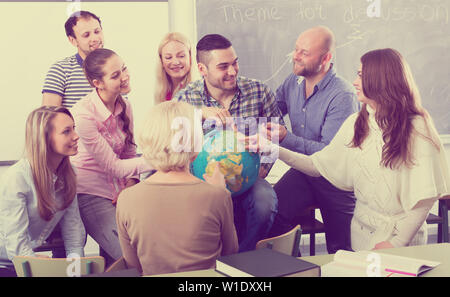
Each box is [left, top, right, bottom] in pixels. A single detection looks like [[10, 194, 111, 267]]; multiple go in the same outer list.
[[440, 201, 449, 243]]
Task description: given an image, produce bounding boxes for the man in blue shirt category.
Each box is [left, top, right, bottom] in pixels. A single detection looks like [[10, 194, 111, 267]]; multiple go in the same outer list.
[[267, 26, 359, 254]]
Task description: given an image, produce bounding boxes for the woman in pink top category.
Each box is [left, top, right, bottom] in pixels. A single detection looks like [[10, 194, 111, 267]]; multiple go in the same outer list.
[[71, 48, 153, 266]]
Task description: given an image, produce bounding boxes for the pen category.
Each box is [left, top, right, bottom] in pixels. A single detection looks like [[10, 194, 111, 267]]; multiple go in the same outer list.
[[385, 268, 416, 277]]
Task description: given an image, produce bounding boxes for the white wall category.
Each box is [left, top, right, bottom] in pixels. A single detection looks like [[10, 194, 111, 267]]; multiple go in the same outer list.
[[0, 1, 169, 161], [168, 0, 197, 44]]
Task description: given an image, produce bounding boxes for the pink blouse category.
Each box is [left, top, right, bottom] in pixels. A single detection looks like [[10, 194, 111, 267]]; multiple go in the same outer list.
[[71, 90, 153, 201], [165, 90, 172, 101]]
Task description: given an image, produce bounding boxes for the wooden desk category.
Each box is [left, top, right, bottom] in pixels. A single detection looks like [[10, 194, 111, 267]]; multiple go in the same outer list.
[[148, 269, 225, 277], [149, 243, 450, 277], [301, 243, 450, 277]]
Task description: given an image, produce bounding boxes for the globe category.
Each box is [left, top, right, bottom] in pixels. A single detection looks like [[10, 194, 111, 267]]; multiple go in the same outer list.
[[192, 129, 260, 197]]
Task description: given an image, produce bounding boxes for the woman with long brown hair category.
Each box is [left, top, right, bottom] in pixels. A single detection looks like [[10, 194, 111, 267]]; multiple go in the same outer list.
[[0, 106, 85, 267], [249, 48, 449, 251], [71, 48, 153, 265]]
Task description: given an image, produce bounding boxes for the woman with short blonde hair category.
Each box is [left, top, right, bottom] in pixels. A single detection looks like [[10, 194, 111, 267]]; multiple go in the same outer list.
[[154, 32, 197, 104], [139, 101, 201, 171], [116, 101, 238, 276]]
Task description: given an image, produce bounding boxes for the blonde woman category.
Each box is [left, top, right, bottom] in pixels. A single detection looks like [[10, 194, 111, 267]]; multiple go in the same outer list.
[[154, 32, 197, 104], [116, 101, 238, 276], [0, 106, 85, 267]]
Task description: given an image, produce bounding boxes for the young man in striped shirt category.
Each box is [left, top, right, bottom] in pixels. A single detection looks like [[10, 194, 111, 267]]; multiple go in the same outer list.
[[175, 34, 283, 252], [40, 10, 104, 259], [42, 11, 104, 108]]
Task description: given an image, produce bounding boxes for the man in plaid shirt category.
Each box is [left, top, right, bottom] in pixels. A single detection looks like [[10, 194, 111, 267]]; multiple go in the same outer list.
[[175, 34, 283, 252]]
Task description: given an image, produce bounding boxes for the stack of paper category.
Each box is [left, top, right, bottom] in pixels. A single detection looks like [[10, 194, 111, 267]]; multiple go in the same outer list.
[[321, 250, 440, 277]]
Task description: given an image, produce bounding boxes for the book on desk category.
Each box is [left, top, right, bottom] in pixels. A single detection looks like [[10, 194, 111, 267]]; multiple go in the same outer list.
[[215, 248, 320, 277], [320, 250, 440, 277]]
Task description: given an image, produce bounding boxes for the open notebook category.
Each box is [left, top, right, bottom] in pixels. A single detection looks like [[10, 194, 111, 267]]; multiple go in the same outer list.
[[321, 250, 440, 277]]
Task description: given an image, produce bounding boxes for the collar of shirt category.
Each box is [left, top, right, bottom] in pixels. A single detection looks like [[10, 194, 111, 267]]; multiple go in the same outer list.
[[179, 76, 277, 122], [75, 53, 84, 68], [91, 90, 124, 123], [316, 63, 336, 91], [297, 63, 337, 97], [201, 79, 241, 108], [165, 90, 172, 101]]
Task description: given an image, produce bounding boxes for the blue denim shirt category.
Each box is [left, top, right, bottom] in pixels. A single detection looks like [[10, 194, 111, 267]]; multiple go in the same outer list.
[[0, 159, 85, 260], [276, 64, 360, 155]]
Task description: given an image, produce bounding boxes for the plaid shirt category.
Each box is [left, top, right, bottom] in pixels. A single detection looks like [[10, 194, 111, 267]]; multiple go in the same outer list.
[[175, 76, 284, 173]]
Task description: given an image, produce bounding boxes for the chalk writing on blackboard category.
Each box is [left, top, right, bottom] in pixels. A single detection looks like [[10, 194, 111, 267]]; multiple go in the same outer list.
[[197, 0, 450, 135]]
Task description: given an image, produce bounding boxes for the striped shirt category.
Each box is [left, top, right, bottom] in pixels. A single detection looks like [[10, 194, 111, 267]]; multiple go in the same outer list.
[[175, 76, 284, 169], [42, 53, 93, 108]]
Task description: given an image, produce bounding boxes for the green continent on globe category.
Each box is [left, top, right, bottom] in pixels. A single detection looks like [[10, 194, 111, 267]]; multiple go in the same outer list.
[[205, 152, 244, 193]]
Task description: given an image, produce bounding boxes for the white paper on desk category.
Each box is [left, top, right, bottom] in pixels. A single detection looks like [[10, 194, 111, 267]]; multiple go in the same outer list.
[[320, 250, 440, 277]]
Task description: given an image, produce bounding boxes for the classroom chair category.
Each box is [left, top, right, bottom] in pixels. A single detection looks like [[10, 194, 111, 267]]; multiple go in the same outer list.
[[267, 179, 325, 256], [435, 196, 449, 243], [33, 225, 65, 258], [0, 258, 16, 277], [105, 256, 128, 273], [12, 255, 105, 277], [425, 196, 450, 243], [437, 198, 449, 243], [256, 224, 302, 257], [84, 257, 141, 277], [297, 204, 326, 256]]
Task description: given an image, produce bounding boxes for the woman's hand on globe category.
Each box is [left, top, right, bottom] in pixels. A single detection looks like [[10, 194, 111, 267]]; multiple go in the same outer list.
[[203, 161, 229, 192]]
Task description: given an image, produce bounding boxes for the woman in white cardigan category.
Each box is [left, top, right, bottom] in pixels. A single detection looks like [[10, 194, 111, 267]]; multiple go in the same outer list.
[[251, 48, 450, 251]]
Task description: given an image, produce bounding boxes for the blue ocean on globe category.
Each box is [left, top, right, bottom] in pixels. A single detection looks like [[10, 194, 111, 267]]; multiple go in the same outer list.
[[192, 129, 260, 197]]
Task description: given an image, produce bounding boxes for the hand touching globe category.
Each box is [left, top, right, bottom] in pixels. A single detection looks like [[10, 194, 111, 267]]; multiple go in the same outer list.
[[192, 129, 260, 197]]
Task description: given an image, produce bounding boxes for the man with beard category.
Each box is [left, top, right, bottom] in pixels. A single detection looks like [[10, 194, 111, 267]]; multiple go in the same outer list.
[[42, 11, 104, 108], [265, 26, 359, 254], [175, 34, 282, 252]]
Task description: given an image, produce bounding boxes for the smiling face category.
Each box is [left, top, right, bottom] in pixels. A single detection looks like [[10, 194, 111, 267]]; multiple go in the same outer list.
[[353, 64, 368, 103], [198, 46, 239, 93], [293, 32, 328, 78], [48, 112, 79, 158], [93, 54, 131, 96], [291, 27, 336, 81], [161, 40, 191, 83], [68, 17, 104, 59]]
